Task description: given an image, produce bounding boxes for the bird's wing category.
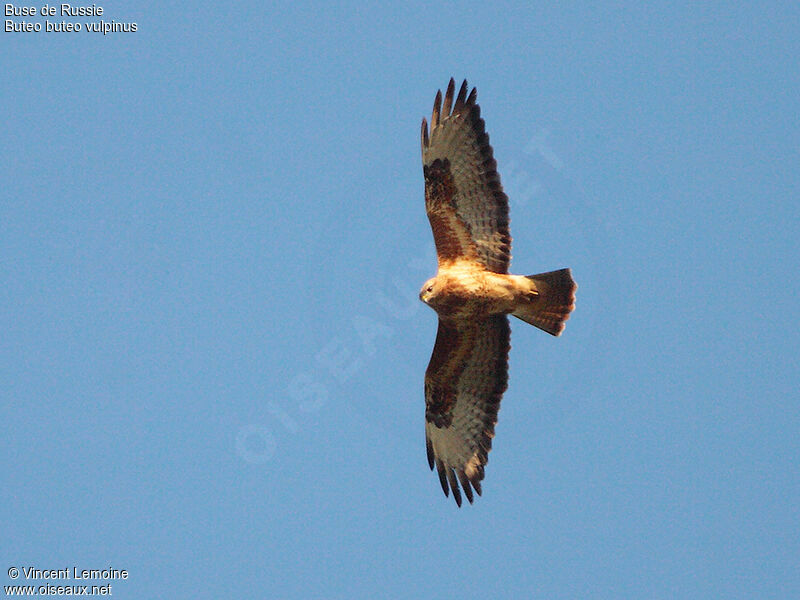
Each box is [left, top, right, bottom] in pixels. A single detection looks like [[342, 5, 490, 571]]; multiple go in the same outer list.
[[424, 315, 510, 506], [421, 79, 511, 273]]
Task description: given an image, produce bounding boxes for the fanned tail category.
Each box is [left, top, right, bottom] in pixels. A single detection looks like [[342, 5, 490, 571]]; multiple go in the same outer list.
[[512, 268, 576, 336]]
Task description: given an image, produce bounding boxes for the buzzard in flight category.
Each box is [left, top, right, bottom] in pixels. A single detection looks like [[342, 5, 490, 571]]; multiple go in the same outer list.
[[419, 79, 576, 506]]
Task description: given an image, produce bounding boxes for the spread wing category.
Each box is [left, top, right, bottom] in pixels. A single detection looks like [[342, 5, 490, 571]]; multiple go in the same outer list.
[[424, 315, 510, 506], [421, 79, 511, 273]]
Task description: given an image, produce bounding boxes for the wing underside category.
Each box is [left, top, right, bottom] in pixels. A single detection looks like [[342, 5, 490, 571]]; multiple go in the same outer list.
[[424, 315, 510, 506], [421, 79, 512, 273]]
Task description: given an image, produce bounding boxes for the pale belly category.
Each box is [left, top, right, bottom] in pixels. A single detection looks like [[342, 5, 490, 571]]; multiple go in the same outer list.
[[429, 270, 534, 318]]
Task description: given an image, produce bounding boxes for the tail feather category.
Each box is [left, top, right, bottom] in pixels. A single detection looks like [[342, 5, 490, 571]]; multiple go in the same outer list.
[[512, 268, 576, 336]]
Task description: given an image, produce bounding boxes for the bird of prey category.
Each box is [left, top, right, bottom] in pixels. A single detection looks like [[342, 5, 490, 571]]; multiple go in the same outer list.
[[419, 79, 576, 506]]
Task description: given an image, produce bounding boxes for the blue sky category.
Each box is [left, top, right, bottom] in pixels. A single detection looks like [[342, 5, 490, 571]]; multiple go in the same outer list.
[[2, 2, 798, 598]]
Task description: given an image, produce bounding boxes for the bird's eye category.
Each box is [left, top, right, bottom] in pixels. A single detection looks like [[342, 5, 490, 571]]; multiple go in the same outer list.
[[427, 286, 434, 293]]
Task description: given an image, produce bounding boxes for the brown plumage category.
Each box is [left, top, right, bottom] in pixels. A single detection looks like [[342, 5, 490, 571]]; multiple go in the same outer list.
[[419, 79, 577, 506]]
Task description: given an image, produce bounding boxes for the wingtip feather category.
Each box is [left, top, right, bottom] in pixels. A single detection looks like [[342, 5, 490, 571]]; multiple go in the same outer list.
[[457, 470, 474, 504], [442, 78, 455, 117], [454, 80, 469, 112], [467, 86, 477, 106], [447, 468, 462, 507], [436, 458, 449, 497], [431, 90, 442, 129]]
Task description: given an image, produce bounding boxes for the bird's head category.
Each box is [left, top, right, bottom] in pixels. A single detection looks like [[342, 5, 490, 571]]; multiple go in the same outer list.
[[419, 277, 438, 306]]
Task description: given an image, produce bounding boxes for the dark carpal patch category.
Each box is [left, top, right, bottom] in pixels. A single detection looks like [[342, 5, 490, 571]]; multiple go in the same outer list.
[[423, 158, 455, 207], [425, 383, 455, 428]]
